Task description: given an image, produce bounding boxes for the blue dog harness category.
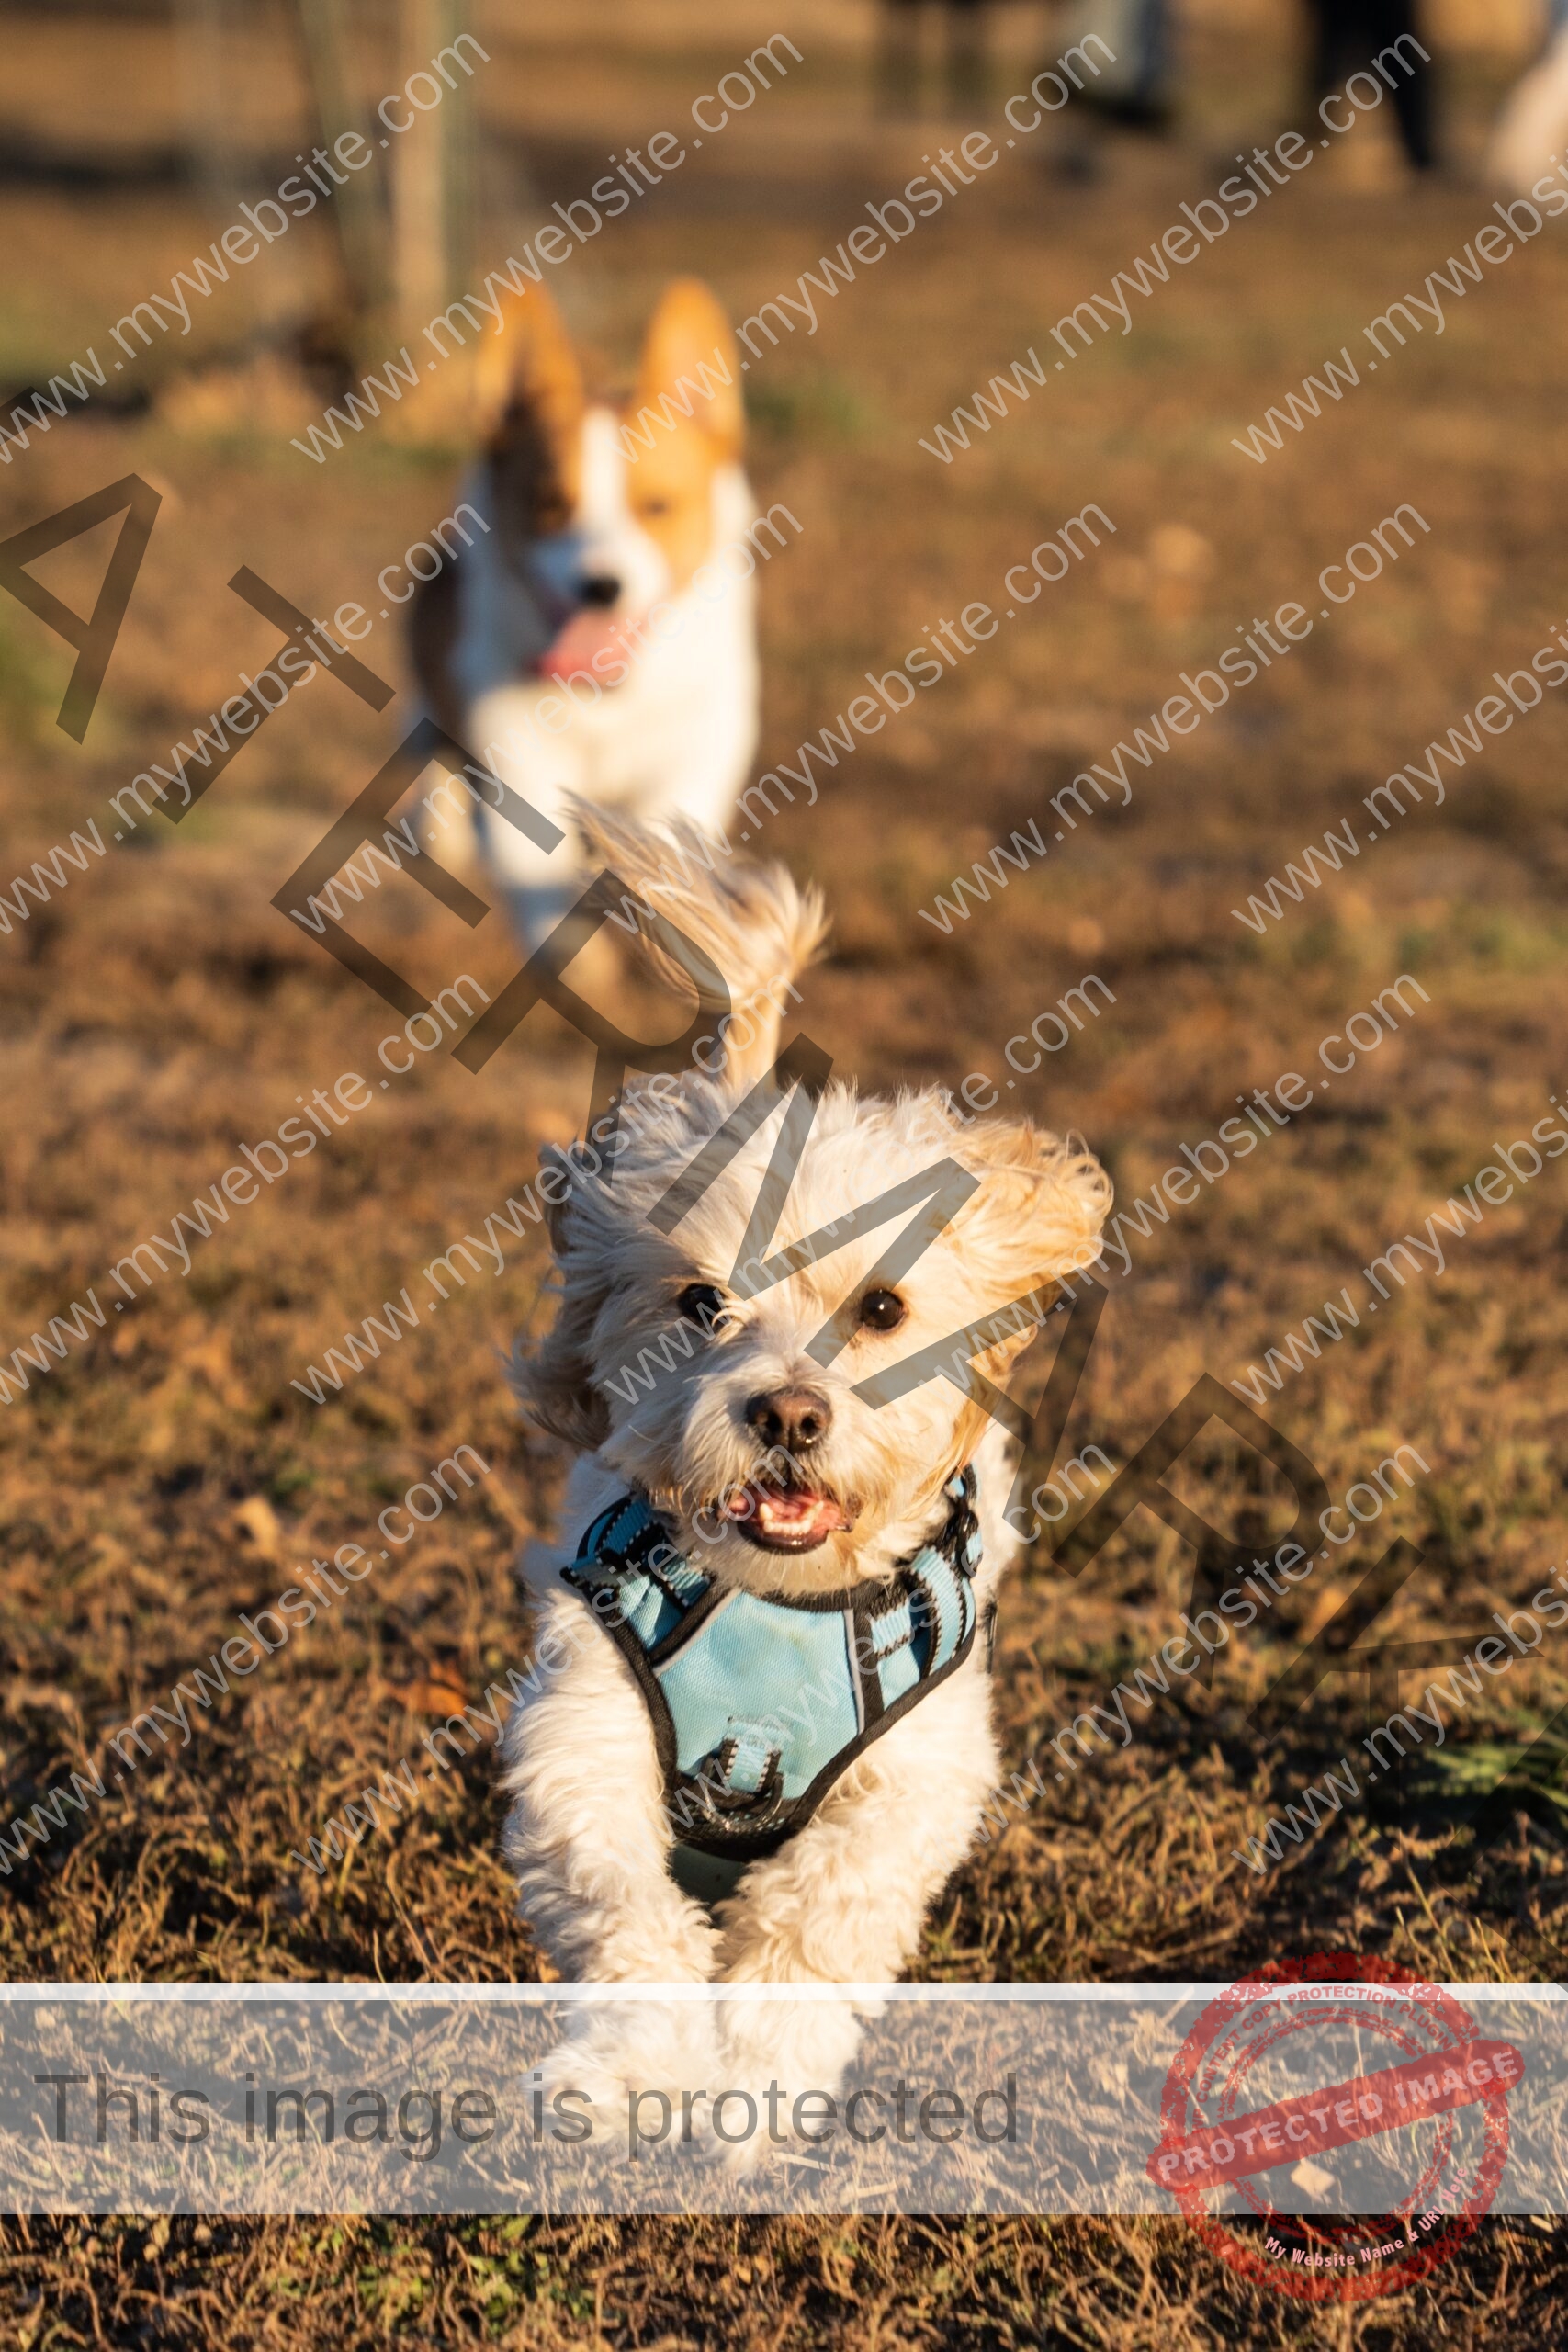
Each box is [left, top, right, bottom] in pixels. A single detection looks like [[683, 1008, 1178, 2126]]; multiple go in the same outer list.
[[562, 1470, 986, 1901]]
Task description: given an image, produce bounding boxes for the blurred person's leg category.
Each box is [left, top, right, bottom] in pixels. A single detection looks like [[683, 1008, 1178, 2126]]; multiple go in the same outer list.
[[1304, 0, 1436, 171], [878, 0, 925, 115], [1059, 0, 1175, 136], [945, 0, 989, 115], [1377, 1, 1436, 170], [1303, 0, 1352, 113], [1082, 0, 1173, 130], [1131, 0, 1176, 125]]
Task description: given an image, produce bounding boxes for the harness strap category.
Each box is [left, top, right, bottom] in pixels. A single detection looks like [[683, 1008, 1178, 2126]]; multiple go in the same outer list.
[[564, 1469, 985, 1869]]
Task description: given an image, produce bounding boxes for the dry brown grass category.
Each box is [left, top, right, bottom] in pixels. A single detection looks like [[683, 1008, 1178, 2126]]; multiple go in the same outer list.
[[1, 5, 1566, 2344]]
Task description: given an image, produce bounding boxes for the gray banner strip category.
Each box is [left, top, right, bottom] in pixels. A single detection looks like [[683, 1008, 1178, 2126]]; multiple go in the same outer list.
[[0, 1984, 1562, 2215]]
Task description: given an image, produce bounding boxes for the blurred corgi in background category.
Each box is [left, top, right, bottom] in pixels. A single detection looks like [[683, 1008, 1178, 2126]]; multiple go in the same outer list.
[[410, 278, 759, 947]]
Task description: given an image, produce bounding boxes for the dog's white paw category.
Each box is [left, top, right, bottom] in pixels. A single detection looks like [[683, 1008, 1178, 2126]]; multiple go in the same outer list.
[[529, 2030, 634, 2123], [692, 1993, 868, 2175], [701, 2114, 774, 2181], [532, 1999, 724, 2145], [717, 1991, 865, 2099]]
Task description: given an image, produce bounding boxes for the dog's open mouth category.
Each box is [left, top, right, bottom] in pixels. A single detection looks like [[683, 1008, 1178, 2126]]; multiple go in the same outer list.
[[719, 1479, 854, 1554]]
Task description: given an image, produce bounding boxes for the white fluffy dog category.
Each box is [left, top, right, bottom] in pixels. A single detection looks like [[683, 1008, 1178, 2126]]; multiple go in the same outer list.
[[500, 811, 1110, 2139]]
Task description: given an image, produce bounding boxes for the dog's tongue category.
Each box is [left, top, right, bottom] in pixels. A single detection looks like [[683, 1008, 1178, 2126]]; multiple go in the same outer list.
[[536, 609, 624, 684], [726, 1484, 850, 1543]]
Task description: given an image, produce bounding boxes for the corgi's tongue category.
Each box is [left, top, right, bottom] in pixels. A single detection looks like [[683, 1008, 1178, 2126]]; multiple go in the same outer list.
[[535, 609, 625, 685], [722, 1481, 851, 1550]]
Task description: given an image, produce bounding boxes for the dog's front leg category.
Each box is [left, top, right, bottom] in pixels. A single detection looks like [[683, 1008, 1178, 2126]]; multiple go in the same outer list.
[[501, 1593, 724, 2110], [500, 1592, 716, 1983], [710, 1669, 999, 2118]]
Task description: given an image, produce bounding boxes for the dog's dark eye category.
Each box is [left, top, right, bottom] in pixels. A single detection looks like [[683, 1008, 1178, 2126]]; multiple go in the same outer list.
[[676, 1283, 728, 1331], [859, 1288, 907, 1333]]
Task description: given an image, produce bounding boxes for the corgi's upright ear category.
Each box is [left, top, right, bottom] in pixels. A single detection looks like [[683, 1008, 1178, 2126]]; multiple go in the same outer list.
[[475, 281, 587, 515], [634, 278, 745, 461]]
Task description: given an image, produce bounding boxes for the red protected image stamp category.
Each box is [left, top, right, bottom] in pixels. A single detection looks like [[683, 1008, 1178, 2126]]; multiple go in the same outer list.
[[1146, 1953, 1523, 2301]]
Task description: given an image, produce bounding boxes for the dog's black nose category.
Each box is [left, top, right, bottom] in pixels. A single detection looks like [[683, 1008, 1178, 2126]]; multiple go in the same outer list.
[[578, 572, 620, 607], [745, 1387, 833, 1452]]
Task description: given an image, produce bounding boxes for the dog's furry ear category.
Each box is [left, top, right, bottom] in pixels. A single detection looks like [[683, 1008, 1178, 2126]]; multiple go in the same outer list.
[[637, 278, 744, 458], [939, 1119, 1110, 1467], [567, 803, 828, 1091], [512, 1148, 615, 1451], [953, 1117, 1111, 1300], [476, 281, 585, 487]]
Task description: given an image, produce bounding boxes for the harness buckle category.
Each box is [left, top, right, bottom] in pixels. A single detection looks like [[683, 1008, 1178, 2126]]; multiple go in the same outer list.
[[691, 1723, 784, 1818]]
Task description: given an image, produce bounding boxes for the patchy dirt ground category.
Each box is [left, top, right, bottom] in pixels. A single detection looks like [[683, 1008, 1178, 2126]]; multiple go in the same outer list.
[[0, 1, 1565, 2343]]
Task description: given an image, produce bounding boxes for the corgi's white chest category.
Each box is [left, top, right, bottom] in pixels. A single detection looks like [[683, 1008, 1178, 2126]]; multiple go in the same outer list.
[[451, 451, 761, 875]]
